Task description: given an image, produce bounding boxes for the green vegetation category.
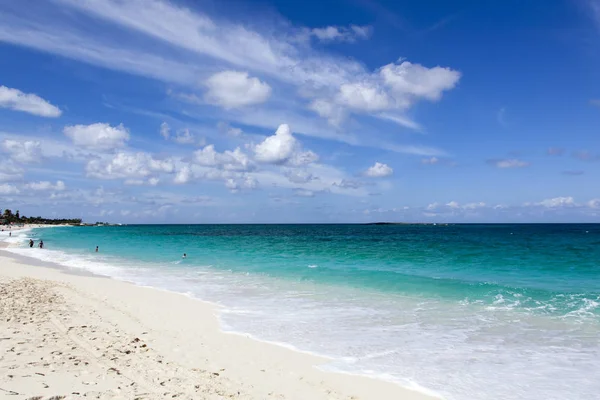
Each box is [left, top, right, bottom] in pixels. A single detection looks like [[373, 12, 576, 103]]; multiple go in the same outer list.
[[0, 209, 82, 225]]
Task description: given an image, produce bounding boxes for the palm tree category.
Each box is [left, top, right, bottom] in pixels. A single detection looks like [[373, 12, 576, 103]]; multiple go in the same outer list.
[[15, 210, 20, 221]]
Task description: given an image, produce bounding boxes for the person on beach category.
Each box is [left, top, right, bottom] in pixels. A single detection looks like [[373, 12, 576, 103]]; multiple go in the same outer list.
[[29, 239, 34, 248], [39, 240, 44, 249], [9, 232, 11, 237]]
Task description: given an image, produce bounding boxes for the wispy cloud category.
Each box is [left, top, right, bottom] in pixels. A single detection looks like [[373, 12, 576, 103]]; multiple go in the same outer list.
[[562, 170, 584, 176], [486, 158, 530, 168], [572, 150, 600, 161], [0, 0, 458, 153]]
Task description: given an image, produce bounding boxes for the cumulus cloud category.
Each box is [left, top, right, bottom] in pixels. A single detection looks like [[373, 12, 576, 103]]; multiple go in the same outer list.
[[253, 124, 318, 166], [0, 183, 19, 195], [194, 145, 251, 171], [337, 82, 391, 112], [205, 70, 271, 109], [174, 166, 192, 184], [1, 139, 42, 163], [86, 152, 174, 179], [309, 60, 460, 126], [380, 61, 461, 104], [364, 162, 393, 177], [487, 158, 529, 168], [224, 175, 258, 193], [0, 85, 62, 117], [64, 123, 130, 150], [25, 180, 66, 191]]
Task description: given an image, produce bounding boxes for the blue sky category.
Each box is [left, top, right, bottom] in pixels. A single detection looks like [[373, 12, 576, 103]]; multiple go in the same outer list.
[[0, 0, 599, 223]]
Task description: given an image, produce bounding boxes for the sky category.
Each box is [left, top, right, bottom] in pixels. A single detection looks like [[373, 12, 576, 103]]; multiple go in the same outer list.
[[0, 0, 599, 223]]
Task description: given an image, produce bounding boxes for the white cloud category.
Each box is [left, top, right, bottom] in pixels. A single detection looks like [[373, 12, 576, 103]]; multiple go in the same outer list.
[[174, 166, 192, 184], [0, 85, 62, 117], [380, 61, 461, 104], [422, 157, 439, 165], [588, 199, 600, 209], [295, 189, 315, 197], [253, 124, 318, 166], [337, 82, 391, 112], [124, 177, 160, 186], [160, 122, 200, 145], [377, 113, 421, 130], [364, 162, 393, 178], [488, 158, 530, 168], [64, 123, 130, 150], [25, 180, 66, 191], [173, 128, 196, 144], [0, 162, 23, 182], [0, 0, 459, 143], [463, 202, 486, 210], [194, 145, 251, 171], [86, 152, 174, 179], [308, 99, 346, 127], [446, 201, 460, 209], [536, 197, 576, 208], [160, 122, 170, 140], [1, 139, 42, 163], [224, 175, 257, 193], [0, 183, 19, 195], [285, 169, 315, 184], [205, 70, 271, 109], [309, 25, 372, 42]]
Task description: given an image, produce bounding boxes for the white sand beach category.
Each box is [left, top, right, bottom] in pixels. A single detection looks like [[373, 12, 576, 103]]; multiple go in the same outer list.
[[0, 248, 435, 400]]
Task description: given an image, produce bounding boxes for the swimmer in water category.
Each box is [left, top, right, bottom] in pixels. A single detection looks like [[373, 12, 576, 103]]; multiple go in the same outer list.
[[96, 246, 99, 252], [182, 253, 187, 259]]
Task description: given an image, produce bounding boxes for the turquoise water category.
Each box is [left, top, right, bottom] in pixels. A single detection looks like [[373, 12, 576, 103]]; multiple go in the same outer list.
[[3, 224, 600, 400]]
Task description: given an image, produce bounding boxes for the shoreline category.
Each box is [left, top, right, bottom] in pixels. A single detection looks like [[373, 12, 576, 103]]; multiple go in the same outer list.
[[0, 240, 437, 399]]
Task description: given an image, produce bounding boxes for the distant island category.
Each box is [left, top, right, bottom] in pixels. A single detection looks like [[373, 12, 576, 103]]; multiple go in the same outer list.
[[0, 208, 82, 226]]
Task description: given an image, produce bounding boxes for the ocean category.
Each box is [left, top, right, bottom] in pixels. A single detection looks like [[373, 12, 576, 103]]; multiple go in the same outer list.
[[2, 224, 599, 400]]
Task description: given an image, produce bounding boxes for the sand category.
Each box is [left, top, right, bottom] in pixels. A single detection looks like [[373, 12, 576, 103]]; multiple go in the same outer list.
[[0, 250, 435, 400]]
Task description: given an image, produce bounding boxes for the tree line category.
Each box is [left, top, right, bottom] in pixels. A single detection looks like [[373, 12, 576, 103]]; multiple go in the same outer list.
[[1, 209, 82, 225]]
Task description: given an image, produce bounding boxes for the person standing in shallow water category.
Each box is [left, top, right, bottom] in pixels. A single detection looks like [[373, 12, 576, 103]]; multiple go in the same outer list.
[[39, 240, 44, 249], [96, 246, 99, 252], [29, 239, 34, 248]]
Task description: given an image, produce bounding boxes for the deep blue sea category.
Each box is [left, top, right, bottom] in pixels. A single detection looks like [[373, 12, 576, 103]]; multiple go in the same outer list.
[[2, 224, 599, 400]]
